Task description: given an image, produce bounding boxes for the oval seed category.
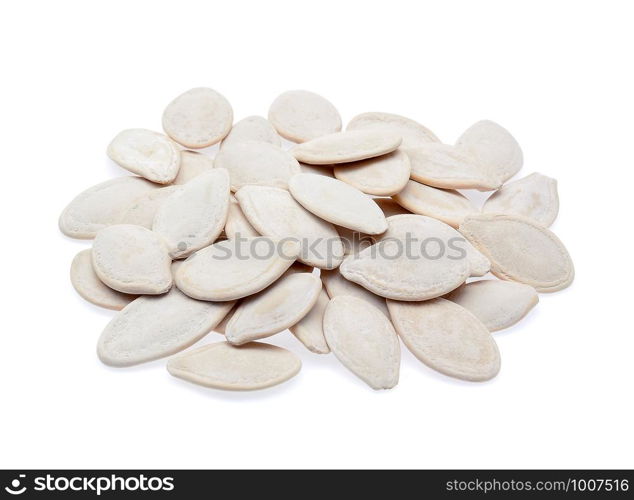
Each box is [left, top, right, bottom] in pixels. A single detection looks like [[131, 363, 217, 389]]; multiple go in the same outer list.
[[447, 279, 539, 332], [92, 224, 172, 295], [70, 249, 136, 310], [483, 172, 559, 227], [347, 111, 439, 147], [290, 288, 331, 354], [235, 185, 344, 269], [167, 341, 301, 391], [107, 128, 180, 184], [320, 268, 389, 317], [225, 273, 322, 345], [455, 120, 523, 184], [292, 129, 402, 165], [175, 237, 301, 301], [405, 143, 501, 191], [268, 90, 341, 143], [459, 214, 574, 292], [387, 298, 500, 382], [171, 150, 215, 185], [119, 185, 178, 229], [392, 179, 478, 228], [214, 140, 301, 191], [153, 169, 230, 258], [220, 115, 281, 149], [324, 295, 400, 390], [333, 149, 411, 196], [225, 195, 259, 239], [59, 176, 157, 239], [98, 288, 234, 367], [288, 173, 388, 235], [162, 87, 233, 148]]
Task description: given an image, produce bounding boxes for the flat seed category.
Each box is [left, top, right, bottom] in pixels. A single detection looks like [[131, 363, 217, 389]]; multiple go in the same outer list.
[[405, 143, 501, 191], [483, 172, 559, 226], [387, 298, 501, 381], [289, 288, 330, 354], [455, 120, 523, 184], [323, 295, 400, 390], [171, 150, 215, 185], [162, 87, 233, 148], [235, 185, 344, 269], [153, 169, 230, 258], [225, 272, 322, 345], [320, 268, 389, 317], [214, 140, 301, 191], [459, 214, 574, 292], [98, 288, 234, 367], [447, 279, 539, 332], [107, 128, 180, 184], [268, 90, 341, 143], [220, 115, 281, 149], [333, 149, 411, 196], [167, 341, 301, 391], [70, 249, 136, 310], [347, 111, 439, 147], [288, 173, 388, 235], [92, 224, 172, 295], [392, 179, 478, 228], [119, 185, 178, 229], [225, 195, 259, 239], [175, 237, 301, 301], [59, 176, 157, 239], [292, 129, 402, 165]]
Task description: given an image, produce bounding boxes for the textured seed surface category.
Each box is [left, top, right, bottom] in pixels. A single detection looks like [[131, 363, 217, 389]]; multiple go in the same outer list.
[[324, 295, 400, 390], [225, 195, 259, 239], [289, 173, 388, 235], [107, 128, 180, 184], [405, 143, 500, 191], [171, 150, 215, 185], [226, 273, 322, 345], [447, 279, 539, 332], [153, 169, 230, 258], [455, 120, 523, 184], [334, 149, 411, 196], [70, 249, 136, 310], [98, 288, 234, 367], [290, 288, 330, 354], [347, 112, 439, 147], [214, 140, 301, 191], [175, 237, 300, 301], [483, 172, 559, 226], [392, 179, 477, 228], [320, 268, 389, 317], [388, 298, 500, 381], [119, 185, 178, 229], [59, 176, 157, 239], [292, 129, 402, 165], [268, 90, 341, 143], [459, 214, 574, 292], [236, 185, 344, 269], [162, 87, 233, 148], [92, 224, 172, 294], [221, 115, 281, 149]]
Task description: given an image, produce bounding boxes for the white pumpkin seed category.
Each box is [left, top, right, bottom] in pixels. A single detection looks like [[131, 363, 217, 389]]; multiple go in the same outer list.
[[167, 341, 301, 391], [225, 272, 322, 345], [92, 224, 172, 295], [119, 185, 178, 229], [289, 288, 330, 354], [387, 298, 500, 381], [333, 149, 411, 196], [323, 295, 400, 390], [98, 288, 234, 367], [292, 129, 402, 165], [70, 249, 136, 310], [171, 150, 215, 185], [320, 268, 389, 317], [483, 172, 559, 226], [162, 87, 233, 148], [347, 111, 439, 147], [175, 237, 301, 301], [447, 279, 539, 332], [220, 115, 281, 149], [268, 90, 341, 143], [225, 195, 259, 239], [153, 169, 230, 258], [288, 173, 388, 235], [459, 214, 574, 292], [236, 185, 344, 269]]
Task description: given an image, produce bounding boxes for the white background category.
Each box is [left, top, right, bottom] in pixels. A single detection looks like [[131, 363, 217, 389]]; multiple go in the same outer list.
[[1, 0, 632, 469]]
